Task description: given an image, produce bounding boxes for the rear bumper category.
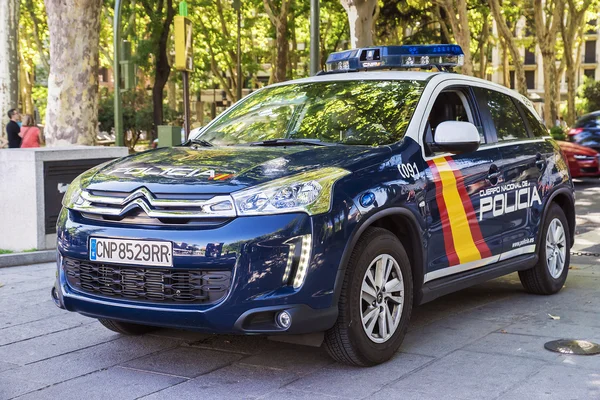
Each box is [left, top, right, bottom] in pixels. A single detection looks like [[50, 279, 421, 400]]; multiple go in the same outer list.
[[54, 207, 350, 334]]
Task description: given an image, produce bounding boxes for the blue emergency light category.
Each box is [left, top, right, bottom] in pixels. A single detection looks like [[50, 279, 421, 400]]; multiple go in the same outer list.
[[324, 44, 464, 73]]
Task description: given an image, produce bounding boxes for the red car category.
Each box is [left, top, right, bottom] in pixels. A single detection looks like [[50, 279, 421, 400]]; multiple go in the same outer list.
[[557, 140, 600, 178]]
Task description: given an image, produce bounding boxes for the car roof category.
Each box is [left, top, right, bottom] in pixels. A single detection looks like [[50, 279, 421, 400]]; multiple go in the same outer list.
[[269, 71, 438, 86], [577, 110, 600, 121]]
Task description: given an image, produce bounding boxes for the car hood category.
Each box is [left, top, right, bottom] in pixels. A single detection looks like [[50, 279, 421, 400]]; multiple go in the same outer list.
[[86, 145, 389, 194], [557, 140, 598, 156]]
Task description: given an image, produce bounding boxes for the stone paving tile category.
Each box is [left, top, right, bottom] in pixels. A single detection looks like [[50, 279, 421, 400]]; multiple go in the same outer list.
[[0, 314, 91, 346], [13, 366, 186, 400], [0, 361, 18, 373], [0, 321, 119, 365], [286, 352, 434, 399], [387, 350, 546, 400], [467, 332, 562, 362], [503, 316, 600, 341], [369, 387, 471, 400], [0, 288, 51, 313], [0, 334, 179, 386], [185, 334, 279, 355], [501, 364, 600, 399], [401, 314, 508, 357], [0, 375, 48, 400], [122, 346, 243, 378], [237, 344, 333, 374], [0, 278, 53, 297], [0, 300, 66, 329], [140, 363, 297, 400], [258, 388, 345, 399], [554, 353, 600, 371]]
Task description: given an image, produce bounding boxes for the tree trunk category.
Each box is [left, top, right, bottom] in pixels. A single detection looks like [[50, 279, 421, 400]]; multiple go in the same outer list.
[[435, 0, 472, 75], [151, 0, 175, 140], [541, 50, 558, 127], [501, 39, 510, 88], [489, 0, 527, 95], [275, 11, 288, 82], [531, 0, 564, 127], [341, 0, 377, 48], [0, 0, 19, 134], [45, 0, 101, 146]]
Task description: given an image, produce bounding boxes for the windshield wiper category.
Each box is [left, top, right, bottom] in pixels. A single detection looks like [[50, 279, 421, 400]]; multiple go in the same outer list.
[[248, 138, 335, 147], [182, 138, 213, 147]]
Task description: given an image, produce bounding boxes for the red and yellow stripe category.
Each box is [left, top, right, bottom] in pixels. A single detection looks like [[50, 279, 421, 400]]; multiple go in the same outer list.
[[428, 156, 491, 267]]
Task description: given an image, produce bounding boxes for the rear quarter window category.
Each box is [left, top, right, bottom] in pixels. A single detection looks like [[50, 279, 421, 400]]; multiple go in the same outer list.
[[521, 107, 548, 138], [483, 89, 530, 141]]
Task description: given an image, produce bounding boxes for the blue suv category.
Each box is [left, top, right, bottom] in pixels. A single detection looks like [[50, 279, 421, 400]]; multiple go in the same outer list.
[[53, 45, 575, 366]]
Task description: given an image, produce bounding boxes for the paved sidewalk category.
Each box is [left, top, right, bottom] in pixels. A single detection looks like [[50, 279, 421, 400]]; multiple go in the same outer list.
[[1, 259, 599, 400], [1, 181, 599, 399]]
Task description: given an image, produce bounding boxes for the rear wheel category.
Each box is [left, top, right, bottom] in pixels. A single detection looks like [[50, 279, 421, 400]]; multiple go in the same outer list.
[[98, 318, 158, 335], [324, 227, 413, 366], [519, 204, 570, 295]]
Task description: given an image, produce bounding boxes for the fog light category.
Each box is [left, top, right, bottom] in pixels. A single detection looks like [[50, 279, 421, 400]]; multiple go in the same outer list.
[[276, 311, 292, 329]]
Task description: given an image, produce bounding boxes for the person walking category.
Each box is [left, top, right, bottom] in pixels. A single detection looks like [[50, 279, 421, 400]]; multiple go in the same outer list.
[[20, 114, 41, 148], [6, 109, 21, 148]]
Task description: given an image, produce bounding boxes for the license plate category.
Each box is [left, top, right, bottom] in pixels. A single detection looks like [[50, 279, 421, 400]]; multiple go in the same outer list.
[[89, 238, 173, 267]]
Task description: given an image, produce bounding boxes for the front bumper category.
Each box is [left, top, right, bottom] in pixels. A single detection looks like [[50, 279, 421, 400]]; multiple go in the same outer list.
[[54, 208, 349, 334]]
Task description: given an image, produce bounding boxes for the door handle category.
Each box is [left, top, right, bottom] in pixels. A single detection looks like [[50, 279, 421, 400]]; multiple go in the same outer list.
[[536, 152, 545, 169], [487, 164, 501, 184]]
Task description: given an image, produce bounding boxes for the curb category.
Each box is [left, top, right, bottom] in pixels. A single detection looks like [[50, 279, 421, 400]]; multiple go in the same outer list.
[[0, 250, 56, 268]]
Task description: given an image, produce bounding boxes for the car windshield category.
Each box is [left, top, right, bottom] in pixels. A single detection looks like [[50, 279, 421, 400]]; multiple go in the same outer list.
[[193, 80, 425, 146]]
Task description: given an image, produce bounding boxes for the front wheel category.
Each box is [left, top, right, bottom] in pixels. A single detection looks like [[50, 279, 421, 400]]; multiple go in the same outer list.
[[324, 227, 413, 366], [519, 204, 570, 295]]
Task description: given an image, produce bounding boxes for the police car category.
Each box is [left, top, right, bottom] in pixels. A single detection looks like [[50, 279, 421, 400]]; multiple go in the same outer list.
[[53, 44, 575, 366]]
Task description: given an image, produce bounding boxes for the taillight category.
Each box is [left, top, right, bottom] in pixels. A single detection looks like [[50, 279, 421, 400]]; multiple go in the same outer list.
[[568, 128, 583, 136]]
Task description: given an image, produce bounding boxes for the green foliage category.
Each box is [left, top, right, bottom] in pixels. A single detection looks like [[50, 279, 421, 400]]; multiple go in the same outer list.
[[550, 126, 566, 141], [578, 78, 600, 114], [0, 249, 13, 255], [98, 88, 179, 146]]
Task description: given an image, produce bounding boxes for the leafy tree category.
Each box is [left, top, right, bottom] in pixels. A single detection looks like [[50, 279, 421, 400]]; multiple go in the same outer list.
[[264, 0, 291, 82], [489, 0, 527, 95], [579, 78, 600, 114], [526, 0, 564, 127], [560, 0, 596, 126], [138, 0, 176, 139]]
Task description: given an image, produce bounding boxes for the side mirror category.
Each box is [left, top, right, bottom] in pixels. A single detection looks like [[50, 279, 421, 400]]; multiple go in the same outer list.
[[434, 121, 480, 154]]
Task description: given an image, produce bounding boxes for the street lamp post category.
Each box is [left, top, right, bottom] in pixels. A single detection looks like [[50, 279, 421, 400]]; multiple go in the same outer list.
[[310, 0, 320, 76], [113, 0, 124, 146]]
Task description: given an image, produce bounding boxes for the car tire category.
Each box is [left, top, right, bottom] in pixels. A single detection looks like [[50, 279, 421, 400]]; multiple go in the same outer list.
[[98, 318, 158, 335], [519, 204, 570, 295], [324, 227, 413, 366]]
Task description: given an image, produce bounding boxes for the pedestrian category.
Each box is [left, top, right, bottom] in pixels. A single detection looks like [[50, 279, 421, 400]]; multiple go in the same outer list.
[[20, 114, 41, 148], [6, 109, 21, 148]]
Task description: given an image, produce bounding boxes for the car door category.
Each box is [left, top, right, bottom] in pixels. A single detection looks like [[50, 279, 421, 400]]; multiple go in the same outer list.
[[422, 85, 504, 283], [474, 87, 551, 256]]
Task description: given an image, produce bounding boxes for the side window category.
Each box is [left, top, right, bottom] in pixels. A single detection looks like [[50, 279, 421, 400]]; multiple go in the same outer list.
[[521, 106, 548, 138], [424, 89, 482, 156], [483, 89, 530, 141]]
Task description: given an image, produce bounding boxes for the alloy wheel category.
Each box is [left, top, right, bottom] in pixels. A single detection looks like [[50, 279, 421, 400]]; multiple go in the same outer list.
[[546, 218, 567, 279], [360, 254, 404, 343]]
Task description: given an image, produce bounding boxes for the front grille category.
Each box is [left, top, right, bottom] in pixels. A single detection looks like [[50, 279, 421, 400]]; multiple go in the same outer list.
[[71, 187, 237, 225], [581, 166, 599, 173], [64, 257, 232, 304]]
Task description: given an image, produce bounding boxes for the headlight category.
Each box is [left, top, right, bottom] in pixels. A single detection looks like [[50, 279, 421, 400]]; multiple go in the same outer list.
[[232, 167, 351, 216], [61, 174, 85, 208], [61, 160, 114, 208]]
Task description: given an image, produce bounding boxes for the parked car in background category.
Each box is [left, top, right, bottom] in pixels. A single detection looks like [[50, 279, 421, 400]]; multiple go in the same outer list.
[[557, 140, 600, 178], [568, 111, 600, 151]]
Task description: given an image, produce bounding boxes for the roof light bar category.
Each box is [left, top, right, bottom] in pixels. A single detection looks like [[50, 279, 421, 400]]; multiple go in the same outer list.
[[324, 44, 464, 74]]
